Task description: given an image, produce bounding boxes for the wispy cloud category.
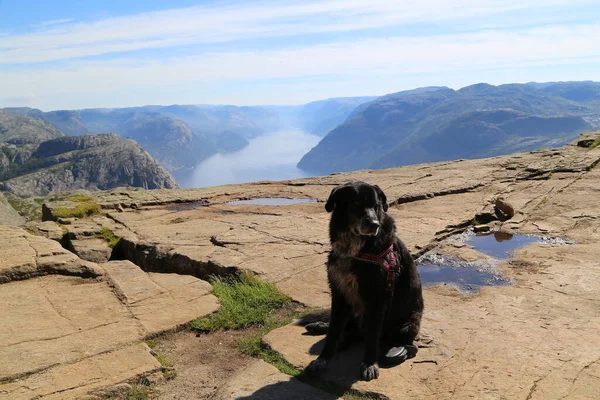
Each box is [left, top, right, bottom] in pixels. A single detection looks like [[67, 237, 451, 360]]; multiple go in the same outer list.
[[39, 18, 74, 28], [0, 0, 594, 64]]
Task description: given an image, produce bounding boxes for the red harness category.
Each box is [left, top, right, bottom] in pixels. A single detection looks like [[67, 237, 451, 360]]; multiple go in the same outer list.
[[353, 243, 399, 292]]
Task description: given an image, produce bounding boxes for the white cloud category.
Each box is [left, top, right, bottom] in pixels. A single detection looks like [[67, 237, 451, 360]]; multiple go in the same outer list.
[[1, 0, 598, 108], [0, 0, 594, 63]]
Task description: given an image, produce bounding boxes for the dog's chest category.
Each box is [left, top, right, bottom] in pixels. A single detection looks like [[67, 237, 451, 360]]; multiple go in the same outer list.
[[327, 256, 364, 315]]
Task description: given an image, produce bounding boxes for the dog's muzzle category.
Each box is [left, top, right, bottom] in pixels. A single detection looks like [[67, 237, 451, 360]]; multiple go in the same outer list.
[[359, 219, 380, 236]]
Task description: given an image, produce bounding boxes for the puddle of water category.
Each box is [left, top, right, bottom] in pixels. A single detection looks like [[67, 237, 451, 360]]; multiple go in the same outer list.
[[418, 262, 509, 293], [226, 198, 317, 206], [417, 232, 553, 293], [466, 232, 541, 259]]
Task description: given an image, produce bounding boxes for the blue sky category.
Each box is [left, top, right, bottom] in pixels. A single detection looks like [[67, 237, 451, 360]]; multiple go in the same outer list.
[[1, 0, 599, 110]]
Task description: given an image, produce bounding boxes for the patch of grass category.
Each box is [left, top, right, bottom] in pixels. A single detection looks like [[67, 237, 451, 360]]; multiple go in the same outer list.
[[237, 308, 317, 377], [238, 331, 301, 376], [33, 197, 45, 205], [342, 391, 383, 400], [56, 222, 68, 235], [70, 193, 94, 202], [99, 226, 121, 248], [190, 272, 291, 332], [53, 202, 101, 219], [591, 137, 600, 149], [107, 384, 159, 400], [472, 216, 480, 225], [162, 369, 177, 380], [145, 339, 158, 349], [154, 353, 173, 368], [8, 198, 42, 221]]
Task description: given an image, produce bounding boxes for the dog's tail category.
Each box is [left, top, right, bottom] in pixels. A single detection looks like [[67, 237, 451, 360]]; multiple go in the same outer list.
[[293, 309, 330, 335]]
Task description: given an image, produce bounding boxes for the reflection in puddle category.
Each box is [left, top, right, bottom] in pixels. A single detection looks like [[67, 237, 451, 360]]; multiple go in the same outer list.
[[418, 232, 558, 293], [227, 198, 317, 206], [466, 232, 540, 259], [418, 262, 508, 293]]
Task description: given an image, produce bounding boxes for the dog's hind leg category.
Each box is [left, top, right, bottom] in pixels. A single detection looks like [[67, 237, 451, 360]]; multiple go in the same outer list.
[[305, 291, 351, 375]]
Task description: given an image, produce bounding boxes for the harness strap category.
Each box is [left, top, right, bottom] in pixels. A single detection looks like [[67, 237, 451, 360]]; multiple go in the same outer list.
[[353, 243, 400, 292]]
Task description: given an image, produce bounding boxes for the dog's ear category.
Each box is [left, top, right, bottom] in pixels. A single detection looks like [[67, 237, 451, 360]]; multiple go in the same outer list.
[[325, 185, 350, 212], [373, 184, 388, 212]]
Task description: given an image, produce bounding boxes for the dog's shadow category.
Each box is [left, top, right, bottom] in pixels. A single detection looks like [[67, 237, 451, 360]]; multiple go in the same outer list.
[[237, 336, 400, 399]]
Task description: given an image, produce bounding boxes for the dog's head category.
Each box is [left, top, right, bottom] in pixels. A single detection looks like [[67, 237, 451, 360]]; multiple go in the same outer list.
[[325, 181, 388, 236]]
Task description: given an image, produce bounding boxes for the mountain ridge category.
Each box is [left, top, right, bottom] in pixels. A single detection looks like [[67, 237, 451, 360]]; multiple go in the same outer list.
[[298, 82, 600, 174]]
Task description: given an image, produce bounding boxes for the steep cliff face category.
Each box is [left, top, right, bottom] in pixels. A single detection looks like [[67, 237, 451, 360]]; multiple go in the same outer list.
[[1, 134, 177, 197], [0, 111, 177, 197]]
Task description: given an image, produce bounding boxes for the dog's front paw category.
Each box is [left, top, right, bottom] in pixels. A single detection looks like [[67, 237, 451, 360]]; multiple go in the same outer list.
[[305, 358, 328, 376], [360, 362, 380, 381]]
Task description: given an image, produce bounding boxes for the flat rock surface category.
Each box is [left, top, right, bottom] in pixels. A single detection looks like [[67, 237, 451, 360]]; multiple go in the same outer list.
[[0, 230, 218, 399], [0, 274, 143, 379], [1, 343, 160, 400], [23, 220, 64, 241], [100, 260, 219, 335], [3, 133, 600, 399]]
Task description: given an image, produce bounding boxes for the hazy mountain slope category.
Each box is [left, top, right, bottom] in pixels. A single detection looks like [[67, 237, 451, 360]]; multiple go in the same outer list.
[[532, 81, 600, 104], [298, 83, 597, 174], [372, 112, 589, 168], [297, 97, 377, 136], [77, 110, 217, 174], [0, 110, 64, 144]]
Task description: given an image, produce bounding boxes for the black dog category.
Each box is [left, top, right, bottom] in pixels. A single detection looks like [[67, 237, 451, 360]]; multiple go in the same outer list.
[[303, 181, 424, 381]]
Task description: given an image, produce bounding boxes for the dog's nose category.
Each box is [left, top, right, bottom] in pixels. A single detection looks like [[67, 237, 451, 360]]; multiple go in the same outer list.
[[368, 220, 380, 231]]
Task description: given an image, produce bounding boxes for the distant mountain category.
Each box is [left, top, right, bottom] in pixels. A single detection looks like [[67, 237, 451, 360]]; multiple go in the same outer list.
[[297, 97, 377, 137], [298, 82, 599, 174], [0, 111, 175, 197], [0, 110, 64, 144], [537, 81, 600, 104], [88, 111, 217, 173]]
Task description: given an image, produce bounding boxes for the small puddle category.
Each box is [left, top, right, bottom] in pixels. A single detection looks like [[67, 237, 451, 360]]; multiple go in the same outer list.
[[417, 232, 570, 293], [418, 262, 508, 293], [226, 197, 317, 206]]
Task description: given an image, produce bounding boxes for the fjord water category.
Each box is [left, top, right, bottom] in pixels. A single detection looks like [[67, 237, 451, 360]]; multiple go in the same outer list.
[[187, 130, 320, 188]]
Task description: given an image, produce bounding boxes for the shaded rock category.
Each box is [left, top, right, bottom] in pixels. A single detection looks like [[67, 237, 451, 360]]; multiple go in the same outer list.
[[70, 238, 113, 263], [213, 360, 337, 400], [474, 211, 497, 224]]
